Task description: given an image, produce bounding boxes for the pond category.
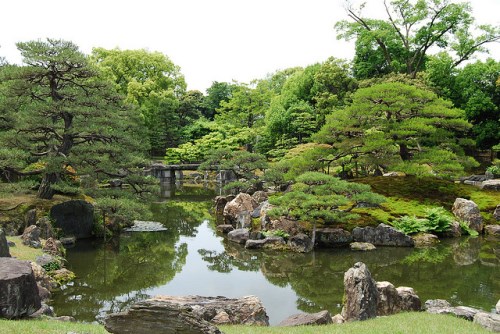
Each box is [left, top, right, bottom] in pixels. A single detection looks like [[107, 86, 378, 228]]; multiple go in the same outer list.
[[50, 184, 500, 325]]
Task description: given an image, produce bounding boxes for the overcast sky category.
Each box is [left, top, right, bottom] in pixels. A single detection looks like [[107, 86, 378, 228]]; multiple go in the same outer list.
[[1, 0, 499, 92]]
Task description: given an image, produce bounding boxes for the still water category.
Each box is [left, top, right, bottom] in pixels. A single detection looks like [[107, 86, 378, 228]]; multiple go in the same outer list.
[[51, 185, 500, 325]]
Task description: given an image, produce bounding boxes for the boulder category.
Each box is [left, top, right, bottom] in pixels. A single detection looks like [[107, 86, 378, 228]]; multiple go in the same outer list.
[[278, 310, 332, 326], [223, 193, 258, 227], [350, 242, 376, 251], [494, 205, 500, 221], [21, 225, 41, 248], [227, 229, 250, 244], [441, 221, 462, 238], [288, 233, 313, 253], [481, 179, 500, 191], [251, 191, 268, 204], [485, 225, 500, 236], [42, 237, 64, 257], [315, 228, 353, 248], [376, 282, 400, 316], [31, 262, 55, 291], [412, 233, 439, 247], [426, 303, 480, 321], [105, 295, 268, 333], [245, 237, 285, 250], [0, 258, 41, 319], [452, 198, 483, 233], [214, 196, 231, 217], [36, 217, 55, 239], [59, 236, 76, 246], [50, 200, 94, 239], [332, 314, 345, 324], [216, 224, 234, 234], [497, 299, 500, 314], [424, 299, 451, 310], [474, 312, 500, 332], [29, 302, 54, 318], [25, 209, 37, 227], [341, 262, 378, 321], [35, 254, 59, 268], [396, 287, 421, 311], [259, 201, 274, 230], [352, 223, 414, 247], [0, 229, 10, 257], [269, 217, 303, 236]]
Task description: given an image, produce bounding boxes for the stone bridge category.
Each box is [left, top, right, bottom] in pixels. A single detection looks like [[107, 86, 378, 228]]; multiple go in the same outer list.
[[147, 163, 236, 184]]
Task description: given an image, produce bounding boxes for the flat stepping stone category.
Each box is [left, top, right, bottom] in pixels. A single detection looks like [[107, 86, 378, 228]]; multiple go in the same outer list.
[[123, 221, 168, 232]]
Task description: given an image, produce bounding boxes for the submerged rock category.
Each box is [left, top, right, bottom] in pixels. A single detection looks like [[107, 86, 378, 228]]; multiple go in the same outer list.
[[412, 233, 439, 247], [350, 242, 376, 251]]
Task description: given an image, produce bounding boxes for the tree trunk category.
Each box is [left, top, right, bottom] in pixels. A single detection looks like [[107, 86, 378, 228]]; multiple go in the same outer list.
[[399, 143, 411, 161], [37, 172, 59, 199]]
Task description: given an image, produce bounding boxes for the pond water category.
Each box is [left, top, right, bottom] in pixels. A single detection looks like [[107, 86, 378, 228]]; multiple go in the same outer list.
[[50, 184, 500, 325]]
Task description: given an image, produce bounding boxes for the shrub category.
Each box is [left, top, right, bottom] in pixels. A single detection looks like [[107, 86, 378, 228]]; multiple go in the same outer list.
[[392, 207, 452, 234]]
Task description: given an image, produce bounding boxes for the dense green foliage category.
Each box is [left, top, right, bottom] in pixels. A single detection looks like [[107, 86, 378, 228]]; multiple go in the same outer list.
[[391, 207, 453, 234]]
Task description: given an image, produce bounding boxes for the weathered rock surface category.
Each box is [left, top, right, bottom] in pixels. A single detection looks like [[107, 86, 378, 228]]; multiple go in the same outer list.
[[441, 221, 462, 238], [252, 191, 268, 205], [31, 262, 55, 291], [426, 301, 480, 321], [352, 223, 414, 247], [288, 233, 313, 253], [245, 237, 285, 250], [223, 193, 258, 227], [227, 228, 250, 244], [474, 312, 500, 332], [50, 200, 94, 239], [485, 225, 500, 236], [214, 196, 233, 217], [0, 229, 10, 257], [341, 262, 378, 321], [412, 233, 439, 247], [376, 282, 421, 316], [216, 224, 234, 233], [496, 299, 500, 314], [269, 217, 303, 236], [36, 217, 55, 239], [350, 242, 376, 251], [494, 205, 500, 221], [42, 237, 64, 257], [35, 254, 59, 268], [278, 310, 332, 327], [481, 179, 500, 191], [21, 225, 41, 248], [315, 228, 353, 248], [332, 314, 345, 323], [396, 287, 421, 311], [105, 295, 268, 333], [452, 198, 483, 233], [259, 201, 274, 230], [424, 299, 451, 310], [0, 258, 41, 319]]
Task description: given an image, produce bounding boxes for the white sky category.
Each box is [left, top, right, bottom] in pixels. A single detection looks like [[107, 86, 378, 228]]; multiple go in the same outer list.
[[1, 0, 499, 92]]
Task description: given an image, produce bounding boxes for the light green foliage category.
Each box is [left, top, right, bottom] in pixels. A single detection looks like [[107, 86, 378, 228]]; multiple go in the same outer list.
[[392, 207, 453, 235], [262, 229, 290, 239], [269, 172, 385, 226], [315, 82, 475, 177], [336, 0, 500, 79], [459, 220, 479, 236], [90, 47, 189, 155]]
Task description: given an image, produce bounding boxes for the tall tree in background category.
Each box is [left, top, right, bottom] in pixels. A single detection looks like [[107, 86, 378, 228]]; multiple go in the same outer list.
[[90, 48, 187, 155], [336, 0, 500, 79], [0, 39, 149, 199], [204, 81, 235, 120]]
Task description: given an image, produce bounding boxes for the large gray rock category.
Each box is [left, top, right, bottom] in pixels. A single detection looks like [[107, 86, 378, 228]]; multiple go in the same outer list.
[[105, 299, 222, 334], [352, 223, 415, 247], [227, 228, 250, 244], [278, 310, 332, 326], [341, 262, 378, 321], [485, 225, 500, 236], [50, 200, 94, 239], [223, 193, 258, 228], [259, 201, 274, 230], [105, 295, 268, 333], [481, 179, 500, 191], [21, 225, 41, 248], [426, 302, 480, 321], [0, 229, 10, 257], [474, 312, 500, 332], [412, 233, 439, 247], [36, 217, 55, 239], [0, 258, 41, 319], [245, 237, 285, 250], [251, 191, 268, 205], [315, 228, 353, 248], [376, 282, 421, 316], [496, 299, 500, 314], [441, 221, 462, 238], [288, 233, 313, 253], [452, 198, 483, 233]]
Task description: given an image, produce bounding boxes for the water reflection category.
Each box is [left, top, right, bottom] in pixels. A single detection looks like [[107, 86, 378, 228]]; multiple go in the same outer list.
[[51, 183, 500, 323]]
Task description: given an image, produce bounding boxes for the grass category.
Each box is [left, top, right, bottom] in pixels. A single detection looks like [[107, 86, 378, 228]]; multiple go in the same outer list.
[[353, 176, 500, 227], [5, 236, 43, 261], [220, 313, 491, 334], [0, 313, 490, 334], [0, 319, 107, 334]]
